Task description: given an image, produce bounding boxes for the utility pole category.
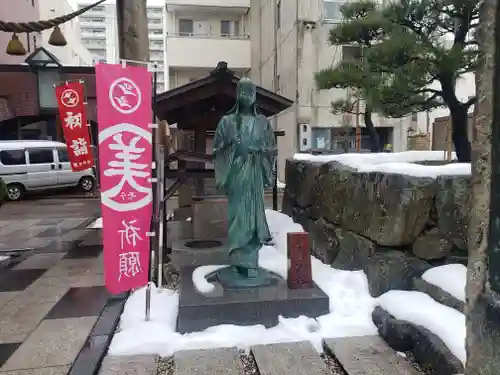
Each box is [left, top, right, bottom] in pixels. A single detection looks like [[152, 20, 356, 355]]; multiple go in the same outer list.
[[116, 0, 149, 63]]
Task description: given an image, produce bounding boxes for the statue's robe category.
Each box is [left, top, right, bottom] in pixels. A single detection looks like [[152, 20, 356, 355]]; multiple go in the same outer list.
[[213, 113, 277, 269]]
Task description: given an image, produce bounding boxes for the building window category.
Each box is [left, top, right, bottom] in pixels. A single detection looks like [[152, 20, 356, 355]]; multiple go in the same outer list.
[[221, 21, 240, 37], [323, 0, 345, 21], [342, 45, 361, 62], [411, 113, 418, 122], [302, 125, 307, 133], [302, 138, 308, 146], [179, 19, 193, 36], [277, 0, 281, 29]]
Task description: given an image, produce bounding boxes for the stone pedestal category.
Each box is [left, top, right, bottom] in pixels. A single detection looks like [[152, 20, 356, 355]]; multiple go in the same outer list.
[[171, 239, 228, 268], [192, 196, 228, 239], [177, 266, 329, 333], [166, 221, 192, 249]]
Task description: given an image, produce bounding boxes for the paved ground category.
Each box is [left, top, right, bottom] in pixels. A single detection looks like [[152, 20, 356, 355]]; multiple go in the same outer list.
[[0, 198, 100, 254], [101, 335, 423, 375], [0, 198, 106, 374]]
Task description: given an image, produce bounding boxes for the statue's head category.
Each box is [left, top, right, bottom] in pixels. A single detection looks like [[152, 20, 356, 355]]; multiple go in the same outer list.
[[236, 78, 256, 109]]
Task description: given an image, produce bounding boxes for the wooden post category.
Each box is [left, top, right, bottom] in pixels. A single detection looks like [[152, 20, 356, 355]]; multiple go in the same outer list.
[[287, 232, 313, 289], [446, 121, 453, 161], [116, 0, 149, 63], [355, 96, 361, 152]]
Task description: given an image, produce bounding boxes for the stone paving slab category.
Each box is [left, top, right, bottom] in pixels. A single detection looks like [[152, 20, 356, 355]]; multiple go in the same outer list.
[[174, 347, 245, 375], [13, 253, 65, 270], [251, 341, 329, 375], [99, 355, 158, 375], [0, 300, 57, 344], [0, 293, 17, 311], [0, 365, 70, 375], [324, 335, 421, 375], [0, 317, 97, 371]]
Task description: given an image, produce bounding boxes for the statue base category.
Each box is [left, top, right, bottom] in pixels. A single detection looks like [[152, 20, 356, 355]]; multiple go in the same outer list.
[[215, 266, 273, 289], [176, 266, 329, 334]]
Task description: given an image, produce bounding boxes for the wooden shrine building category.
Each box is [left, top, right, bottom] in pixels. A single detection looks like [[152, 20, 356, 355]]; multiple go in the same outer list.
[[154, 61, 293, 208]]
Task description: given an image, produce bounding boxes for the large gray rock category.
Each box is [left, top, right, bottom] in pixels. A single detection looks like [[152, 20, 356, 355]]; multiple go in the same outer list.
[[372, 306, 464, 375], [331, 228, 376, 271], [340, 172, 436, 246], [435, 175, 469, 251], [412, 227, 453, 260], [412, 277, 464, 312], [363, 251, 431, 297], [284, 159, 322, 208], [286, 160, 437, 246], [307, 218, 339, 264]]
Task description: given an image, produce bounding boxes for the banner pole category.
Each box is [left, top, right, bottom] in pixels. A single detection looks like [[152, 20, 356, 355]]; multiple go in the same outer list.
[[146, 63, 158, 321]]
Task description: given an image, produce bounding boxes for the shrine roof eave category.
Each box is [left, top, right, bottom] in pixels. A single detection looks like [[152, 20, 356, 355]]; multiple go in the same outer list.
[[154, 62, 294, 124]]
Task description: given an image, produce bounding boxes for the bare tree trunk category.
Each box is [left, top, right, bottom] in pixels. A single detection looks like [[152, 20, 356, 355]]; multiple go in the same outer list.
[[116, 0, 149, 64], [466, 0, 500, 374]]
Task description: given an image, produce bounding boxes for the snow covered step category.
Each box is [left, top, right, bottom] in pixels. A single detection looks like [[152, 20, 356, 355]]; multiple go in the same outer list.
[[251, 341, 329, 375], [417, 264, 466, 312], [174, 347, 244, 375], [324, 335, 421, 375]]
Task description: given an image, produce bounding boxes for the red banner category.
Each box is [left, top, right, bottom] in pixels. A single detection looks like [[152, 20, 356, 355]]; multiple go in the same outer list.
[[55, 81, 94, 172], [95, 63, 153, 294]]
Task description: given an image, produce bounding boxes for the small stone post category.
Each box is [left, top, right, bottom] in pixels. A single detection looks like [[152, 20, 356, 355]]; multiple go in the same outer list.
[[287, 232, 313, 289]]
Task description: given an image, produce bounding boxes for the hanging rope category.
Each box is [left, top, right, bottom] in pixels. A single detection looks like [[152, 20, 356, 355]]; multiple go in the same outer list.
[[0, 0, 106, 34]]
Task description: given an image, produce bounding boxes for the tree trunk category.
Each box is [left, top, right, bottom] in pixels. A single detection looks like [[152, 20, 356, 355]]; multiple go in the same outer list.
[[466, 0, 500, 373], [364, 108, 381, 152], [116, 0, 149, 63], [450, 103, 472, 162], [440, 73, 472, 162]]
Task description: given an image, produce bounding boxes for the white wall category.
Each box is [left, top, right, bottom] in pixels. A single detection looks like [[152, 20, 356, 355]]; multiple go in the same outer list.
[[39, 0, 92, 66]]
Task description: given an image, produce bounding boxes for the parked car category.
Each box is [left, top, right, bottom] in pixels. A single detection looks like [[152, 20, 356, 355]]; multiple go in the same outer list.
[[0, 140, 96, 201]]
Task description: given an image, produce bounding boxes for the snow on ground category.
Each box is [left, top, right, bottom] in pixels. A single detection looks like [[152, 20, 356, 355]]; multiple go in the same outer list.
[[422, 264, 466, 302], [108, 209, 467, 363], [0, 255, 9, 262], [377, 290, 466, 365], [293, 151, 471, 178], [87, 217, 102, 229], [109, 209, 378, 357]]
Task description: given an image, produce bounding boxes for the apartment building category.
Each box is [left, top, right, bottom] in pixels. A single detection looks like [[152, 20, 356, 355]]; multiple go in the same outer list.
[[77, 1, 168, 92], [165, 0, 251, 89], [39, 0, 93, 66], [251, 0, 415, 178]]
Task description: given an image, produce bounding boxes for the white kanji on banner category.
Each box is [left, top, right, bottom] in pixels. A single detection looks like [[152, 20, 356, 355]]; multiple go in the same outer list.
[[70, 137, 88, 156], [118, 252, 142, 281], [118, 218, 142, 250], [99, 123, 152, 212], [64, 112, 83, 130]]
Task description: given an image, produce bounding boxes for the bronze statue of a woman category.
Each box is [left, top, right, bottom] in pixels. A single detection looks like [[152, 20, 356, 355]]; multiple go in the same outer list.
[[212, 78, 277, 288]]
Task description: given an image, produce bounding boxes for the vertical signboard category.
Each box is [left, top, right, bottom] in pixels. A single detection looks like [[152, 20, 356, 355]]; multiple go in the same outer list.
[[95, 64, 153, 294], [55, 81, 94, 171]]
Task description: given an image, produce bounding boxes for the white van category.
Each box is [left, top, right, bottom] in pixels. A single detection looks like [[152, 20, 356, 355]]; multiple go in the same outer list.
[[0, 140, 96, 201]]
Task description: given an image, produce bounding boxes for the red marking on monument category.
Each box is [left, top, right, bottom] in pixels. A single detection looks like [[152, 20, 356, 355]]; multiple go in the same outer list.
[[287, 232, 313, 289]]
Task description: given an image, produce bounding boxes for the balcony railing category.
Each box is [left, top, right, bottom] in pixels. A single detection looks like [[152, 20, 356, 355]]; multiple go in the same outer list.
[[166, 32, 250, 40], [166, 34, 250, 69]]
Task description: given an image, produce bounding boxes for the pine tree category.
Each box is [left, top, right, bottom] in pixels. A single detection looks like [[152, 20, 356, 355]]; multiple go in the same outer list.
[[315, 0, 479, 161]]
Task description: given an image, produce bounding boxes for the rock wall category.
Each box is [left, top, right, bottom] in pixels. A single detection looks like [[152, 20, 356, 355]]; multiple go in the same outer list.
[[282, 159, 470, 297]]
